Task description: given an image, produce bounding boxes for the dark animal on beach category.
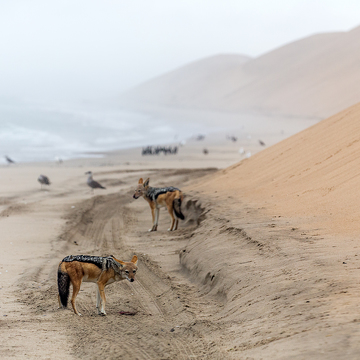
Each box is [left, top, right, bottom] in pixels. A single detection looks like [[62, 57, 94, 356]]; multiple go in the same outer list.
[[259, 140, 266, 146], [142, 146, 178, 156], [38, 174, 51, 189], [5, 155, 15, 164], [85, 171, 106, 193], [58, 254, 138, 316], [226, 135, 237, 142], [133, 178, 185, 232]]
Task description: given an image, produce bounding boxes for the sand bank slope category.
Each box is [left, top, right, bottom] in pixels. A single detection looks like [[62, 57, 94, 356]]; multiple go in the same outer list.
[[123, 26, 360, 119], [177, 101, 360, 358], [193, 100, 360, 236]]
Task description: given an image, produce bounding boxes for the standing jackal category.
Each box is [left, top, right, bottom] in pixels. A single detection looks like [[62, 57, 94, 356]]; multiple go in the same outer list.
[[57, 254, 138, 316], [133, 178, 185, 231]]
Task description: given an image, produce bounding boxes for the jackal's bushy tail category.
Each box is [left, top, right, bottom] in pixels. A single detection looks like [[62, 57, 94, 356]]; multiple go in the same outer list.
[[58, 265, 70, 307], [173, 195, 185, 220]]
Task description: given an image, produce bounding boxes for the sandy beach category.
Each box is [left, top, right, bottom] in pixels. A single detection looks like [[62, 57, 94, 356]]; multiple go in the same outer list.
[[3, 2, 360, 359], [0, 105, 359, 359]]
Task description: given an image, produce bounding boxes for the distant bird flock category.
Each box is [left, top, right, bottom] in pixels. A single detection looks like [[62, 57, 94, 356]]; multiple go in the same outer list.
[[3, 133, 267, 192], [142, 146, 178, 155]]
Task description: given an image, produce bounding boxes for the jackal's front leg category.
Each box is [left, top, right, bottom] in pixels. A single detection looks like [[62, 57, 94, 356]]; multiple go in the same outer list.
[[149, 206, 157, 231], [154, 208, 160, 231], [97, 283, 106, 315]]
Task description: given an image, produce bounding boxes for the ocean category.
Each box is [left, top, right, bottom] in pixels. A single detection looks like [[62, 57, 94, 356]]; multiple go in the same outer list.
[[0, 100, 200, 163]]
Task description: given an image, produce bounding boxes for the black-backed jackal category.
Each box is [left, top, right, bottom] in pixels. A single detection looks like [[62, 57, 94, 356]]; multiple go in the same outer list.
[[57, 254, 138, 316], [133, 178, 185, 232]]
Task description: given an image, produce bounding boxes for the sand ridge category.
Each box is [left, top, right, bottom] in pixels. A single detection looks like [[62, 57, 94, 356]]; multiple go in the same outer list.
[[196, 101, 360, 236], [122, 25, 360, 119]]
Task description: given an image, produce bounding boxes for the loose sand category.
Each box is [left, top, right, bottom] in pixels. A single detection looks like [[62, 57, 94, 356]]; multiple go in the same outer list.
[[0, 105, 359, 359]]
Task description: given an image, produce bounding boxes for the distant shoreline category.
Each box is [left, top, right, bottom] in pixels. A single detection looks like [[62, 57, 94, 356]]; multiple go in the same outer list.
[[0, 101, 320, 165]]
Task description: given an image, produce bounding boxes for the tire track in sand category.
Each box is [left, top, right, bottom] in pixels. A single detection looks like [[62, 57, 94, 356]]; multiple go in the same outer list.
[[91, 194, 210, 359], [116, 205, 208, 359], [20, 189, 216, 359]]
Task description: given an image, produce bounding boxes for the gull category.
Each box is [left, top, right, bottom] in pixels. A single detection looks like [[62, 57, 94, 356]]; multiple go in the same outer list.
[[85, 171, 106, 194], [5, 155, 15, 164], [55, 156, 63, 165], [38, 175, 51, 189]]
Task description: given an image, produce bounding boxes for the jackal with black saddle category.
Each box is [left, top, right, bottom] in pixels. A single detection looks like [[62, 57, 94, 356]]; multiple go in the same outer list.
[[133, 177, 185, 232], [57, 254, 138, 316]]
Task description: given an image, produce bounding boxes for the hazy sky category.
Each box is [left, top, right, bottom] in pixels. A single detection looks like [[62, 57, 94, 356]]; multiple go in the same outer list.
[[1, 0, 360, 102]]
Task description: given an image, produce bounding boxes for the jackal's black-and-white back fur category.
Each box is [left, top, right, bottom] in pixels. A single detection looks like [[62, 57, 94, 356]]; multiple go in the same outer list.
[[146, 186, 185, 220], [146, 186, 179, 201]]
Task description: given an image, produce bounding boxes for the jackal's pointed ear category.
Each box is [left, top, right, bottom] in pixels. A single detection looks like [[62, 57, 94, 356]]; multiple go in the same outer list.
[[143, 178, 150, 187], [138, 178, 143, 184], [131, 255, 138, 265]]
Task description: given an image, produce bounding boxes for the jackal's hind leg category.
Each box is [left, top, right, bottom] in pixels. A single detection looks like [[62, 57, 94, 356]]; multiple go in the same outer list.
[[70, 281, 82, 316], [58, 294, 63, 309], [167, 207, 176, 231]]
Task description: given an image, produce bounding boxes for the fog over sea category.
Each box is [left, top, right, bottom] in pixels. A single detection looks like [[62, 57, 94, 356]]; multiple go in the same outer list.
[[0, 99, 203, 163]]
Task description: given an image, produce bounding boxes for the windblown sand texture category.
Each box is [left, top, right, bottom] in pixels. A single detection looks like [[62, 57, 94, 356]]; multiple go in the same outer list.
[[198, 101, 360, 236], [123, 25, 360, 119]]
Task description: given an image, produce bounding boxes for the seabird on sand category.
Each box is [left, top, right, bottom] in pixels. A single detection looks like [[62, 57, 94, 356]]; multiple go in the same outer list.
[[85, 171, 106, 193], [5, 155, 15, 164], [38, 174, 51, 189]]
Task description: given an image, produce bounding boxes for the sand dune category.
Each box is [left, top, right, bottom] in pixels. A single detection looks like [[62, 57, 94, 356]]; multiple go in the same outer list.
[[176, 101, 360, 358], [123, 25, 360, 119], [198, 100, 360, 236], [122, 53, 251, 110]]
